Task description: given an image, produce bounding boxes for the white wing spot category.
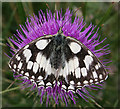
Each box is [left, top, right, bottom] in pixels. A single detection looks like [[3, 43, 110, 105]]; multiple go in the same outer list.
[[21, 70, 24, 74], [57, 81, 60, 86], [95, 82, 99, 84], [23, 76, 28, 79], [75, 67, 81, 78], [31, 75, 35, 79], [16, 54, 21, 61], [10, 61, 13, 65], [36, 39, 49, 50], [9, 65, 11, 68], [18, 61, 23, 69], [84, 55, 93, 70], [70, 80, 75, 85], [88, 50, 93, 56], [62, 85, 67, 89], [53, 80, 56, 85], [68, 59, 74, 74], [89, 79, 93, 83], [30, 79, 34, 82], [27, 61, 33, 70], [81, 67, 87, 77], [83, 80, 88, 84], [77, 82, 81, 85], [69, 42, 81, 54], [103, 71, 106, 75], [99, 74, 103, 79], [38, 76, 43, 80], [17, 69, 20, 72], [73, 56, 79, 69], [63, 61, 69, 83], [95, 64, 99, 70], [95, 79, 98, 81], [38, 81, 44, 86], [23, 49, 32, 62], [45, 59, 51, 75], [17, 56, 21, 61], [68, 85, 74, 90], [12, 69, 15, 72], [59, 68, 67, 84], [33, 62, 39, 74], [92, 71, 98, 79], [100, 80, 104, 82], [36, 52, 42, 64], [13, 64, 16, 69], [98, 63, 101, 68], [46, 82, 52, 86], [40, 55, 47, 70], [105, 75, 108, 80], [59, 68, 63, 76], [24, 72, 29, 76], [24, 45, 29, 49], [51, 68, 58, 78], [16, 54, 18, 58]]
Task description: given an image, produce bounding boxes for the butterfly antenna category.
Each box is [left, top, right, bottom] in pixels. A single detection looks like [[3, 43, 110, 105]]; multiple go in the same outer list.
[[46, 3, 50, 10], [58, 27, 63, 34]]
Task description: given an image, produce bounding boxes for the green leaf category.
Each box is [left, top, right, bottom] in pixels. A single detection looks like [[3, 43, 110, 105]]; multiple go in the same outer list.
[[113, 99, 119, 108], [81, 2, 87, 21], [95, 3, 113, 32], [2, 7, 16, 36], [17, 2, 26, 24]]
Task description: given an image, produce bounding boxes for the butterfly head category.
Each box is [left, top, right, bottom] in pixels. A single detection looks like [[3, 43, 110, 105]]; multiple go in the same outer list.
[[57, 27, 63, 34]]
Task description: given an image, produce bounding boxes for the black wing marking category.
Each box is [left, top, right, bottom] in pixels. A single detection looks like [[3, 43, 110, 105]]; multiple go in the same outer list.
[[58, 35, 108, 92], [9, 35, 56, 88]]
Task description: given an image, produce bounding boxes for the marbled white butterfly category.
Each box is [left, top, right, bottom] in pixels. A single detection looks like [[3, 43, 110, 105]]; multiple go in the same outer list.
[[8, 26, 108, 93]]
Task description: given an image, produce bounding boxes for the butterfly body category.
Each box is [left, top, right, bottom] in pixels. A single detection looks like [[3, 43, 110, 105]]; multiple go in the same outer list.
[[9, 31, 108, 92], [50, 34, 66, 70]]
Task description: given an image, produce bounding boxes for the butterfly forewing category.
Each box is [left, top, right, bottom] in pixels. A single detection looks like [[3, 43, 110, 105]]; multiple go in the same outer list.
[[60, 36, 108, 92], [9, 33, 108, 92], [9, 35, 56, 88]]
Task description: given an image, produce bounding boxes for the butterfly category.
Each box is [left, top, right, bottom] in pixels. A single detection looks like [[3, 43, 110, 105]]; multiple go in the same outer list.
[[8, 26, 108, 93]]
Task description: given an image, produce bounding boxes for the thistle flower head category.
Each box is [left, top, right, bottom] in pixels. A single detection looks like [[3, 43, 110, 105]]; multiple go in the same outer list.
[[8, 8, 110, 106]]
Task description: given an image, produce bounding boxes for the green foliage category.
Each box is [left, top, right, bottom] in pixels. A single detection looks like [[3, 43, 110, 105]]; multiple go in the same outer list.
[[2, 2, 119, 108]]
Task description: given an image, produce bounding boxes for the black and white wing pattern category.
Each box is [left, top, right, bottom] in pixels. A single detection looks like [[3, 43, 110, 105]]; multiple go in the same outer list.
[[9, 35, 56, 88], [9, 33, 108, 92], [58, 36, 108, 92]]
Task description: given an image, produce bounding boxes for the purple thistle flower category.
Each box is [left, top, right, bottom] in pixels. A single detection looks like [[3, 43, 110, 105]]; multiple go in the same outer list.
[[7, 8, 110, 106]]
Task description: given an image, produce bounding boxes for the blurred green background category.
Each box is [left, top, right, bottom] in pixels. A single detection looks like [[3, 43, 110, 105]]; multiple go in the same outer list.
[[2, 2, 119, 108]]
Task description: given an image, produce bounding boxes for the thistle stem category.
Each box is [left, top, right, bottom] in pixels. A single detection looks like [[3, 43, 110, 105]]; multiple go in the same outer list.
[[0, 86, 20, 94]]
